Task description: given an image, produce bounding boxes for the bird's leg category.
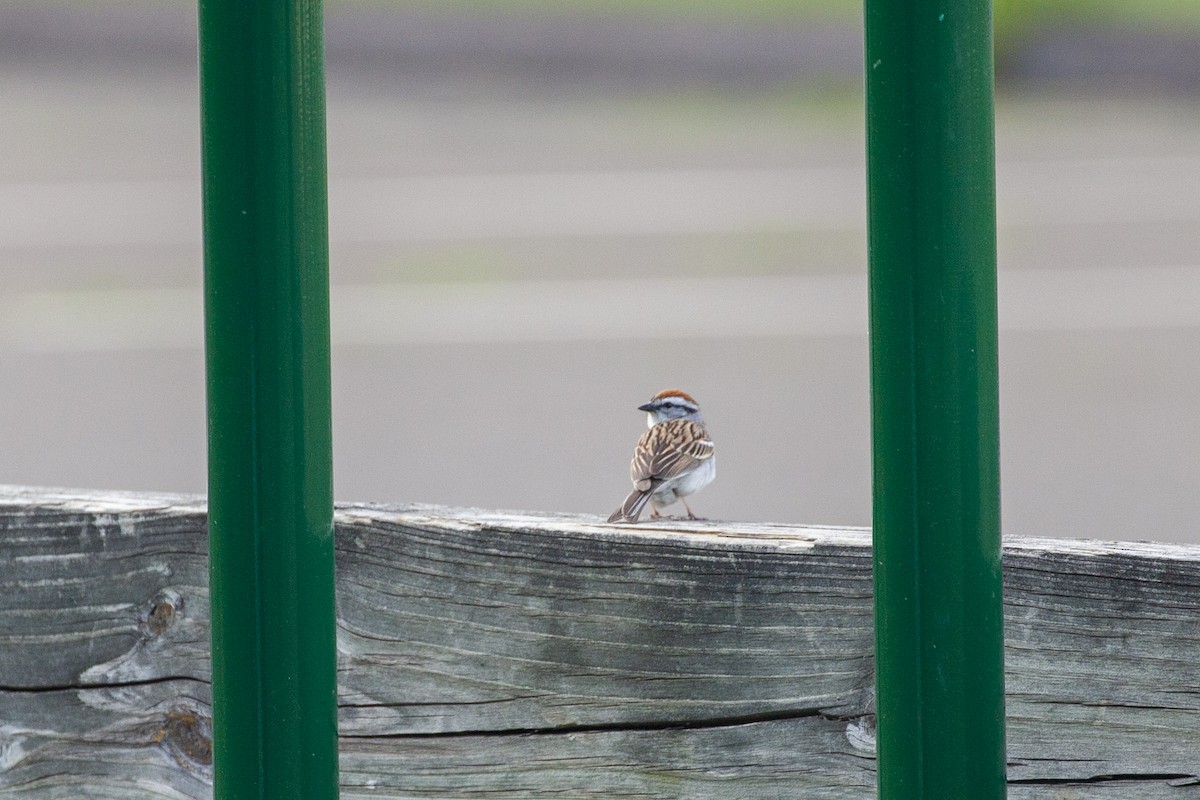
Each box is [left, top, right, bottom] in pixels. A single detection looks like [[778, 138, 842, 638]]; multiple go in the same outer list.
[[650, 507, 662, 519], [682, 499, 700, 520]]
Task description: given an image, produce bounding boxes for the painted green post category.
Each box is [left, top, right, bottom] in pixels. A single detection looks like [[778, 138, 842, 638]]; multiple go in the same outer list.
[[199, 0, 339, 797], [864, 0, 1006, 796]]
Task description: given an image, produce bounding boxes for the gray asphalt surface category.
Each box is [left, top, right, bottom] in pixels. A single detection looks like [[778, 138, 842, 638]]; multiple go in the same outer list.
[[3, 8, 1200, 542]]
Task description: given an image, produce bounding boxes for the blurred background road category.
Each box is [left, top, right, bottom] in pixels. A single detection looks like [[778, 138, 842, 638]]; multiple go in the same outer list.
[[2, 1, 1199, 541]]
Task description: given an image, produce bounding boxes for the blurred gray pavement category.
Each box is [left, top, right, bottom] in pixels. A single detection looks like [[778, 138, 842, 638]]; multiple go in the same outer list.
[[2, 6, 1200, 542]]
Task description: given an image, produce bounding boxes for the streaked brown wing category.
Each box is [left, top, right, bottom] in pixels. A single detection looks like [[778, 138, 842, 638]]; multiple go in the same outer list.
[[629, 419, 714, 483]]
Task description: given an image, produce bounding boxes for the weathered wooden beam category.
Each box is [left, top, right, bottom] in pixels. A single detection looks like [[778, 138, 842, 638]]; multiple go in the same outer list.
[[1, 486, 1198, 797]]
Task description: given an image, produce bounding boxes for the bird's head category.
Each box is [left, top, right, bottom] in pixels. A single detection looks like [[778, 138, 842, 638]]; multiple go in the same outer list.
[[638, 389, 703, 427]]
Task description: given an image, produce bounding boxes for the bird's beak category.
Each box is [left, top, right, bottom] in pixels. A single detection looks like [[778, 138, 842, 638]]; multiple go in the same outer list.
[[637, 402, 656, 412]]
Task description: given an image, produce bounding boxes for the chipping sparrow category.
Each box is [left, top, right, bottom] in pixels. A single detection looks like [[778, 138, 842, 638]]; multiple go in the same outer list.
[[607, 389, 716, 523]]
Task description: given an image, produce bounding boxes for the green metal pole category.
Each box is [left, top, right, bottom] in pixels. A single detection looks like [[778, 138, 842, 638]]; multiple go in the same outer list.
[[199, 1, 338, 798], [865, 0, 1006, 796]]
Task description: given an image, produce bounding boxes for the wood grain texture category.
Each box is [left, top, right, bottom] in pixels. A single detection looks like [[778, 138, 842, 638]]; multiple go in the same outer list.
[[1, 486, 1198, 797]]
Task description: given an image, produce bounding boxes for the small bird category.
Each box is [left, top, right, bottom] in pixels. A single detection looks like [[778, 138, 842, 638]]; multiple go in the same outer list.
[[607, 389, 716, 523]]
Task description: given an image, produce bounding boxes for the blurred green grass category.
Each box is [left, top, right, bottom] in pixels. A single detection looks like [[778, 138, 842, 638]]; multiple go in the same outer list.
[[995, 0, 1200, 50], [48, 0, 1200, 68], [340, 0, 1200, 28], [62, 0, 1200, 27], [337, 0, 1200, 61]]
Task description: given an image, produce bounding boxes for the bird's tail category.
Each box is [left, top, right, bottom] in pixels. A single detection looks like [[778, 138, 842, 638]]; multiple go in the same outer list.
[[607, 488, 653, 523]]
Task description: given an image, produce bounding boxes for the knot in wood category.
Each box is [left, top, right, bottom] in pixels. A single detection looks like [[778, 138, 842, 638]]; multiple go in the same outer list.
[[154, 705, 213, 769], [140, 589, 183, 640]]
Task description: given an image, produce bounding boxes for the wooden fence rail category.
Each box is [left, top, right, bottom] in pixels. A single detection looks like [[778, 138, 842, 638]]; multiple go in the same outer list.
[[1, 486, 1197, 798]]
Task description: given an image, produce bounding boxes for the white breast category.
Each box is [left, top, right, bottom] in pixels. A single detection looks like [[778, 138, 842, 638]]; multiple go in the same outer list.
[[650, 456, 716, 509]]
